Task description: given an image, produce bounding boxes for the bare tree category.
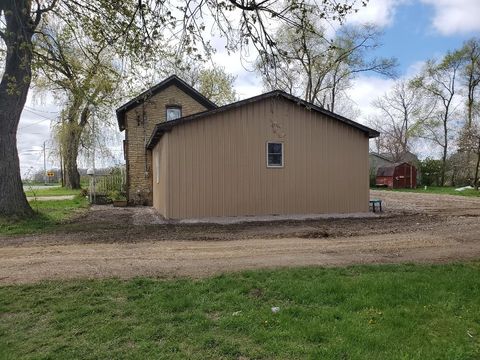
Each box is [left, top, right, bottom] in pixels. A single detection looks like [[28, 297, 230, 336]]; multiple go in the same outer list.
[[411, 54, 463, 186], [459, 38, 480, 129], [458, 122, 480, 189], [371, 79, 433, 161], [257, 17, 397, 112]]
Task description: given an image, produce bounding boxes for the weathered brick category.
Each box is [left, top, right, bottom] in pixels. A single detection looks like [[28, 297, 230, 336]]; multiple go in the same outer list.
[[123, 84, 208, 205]]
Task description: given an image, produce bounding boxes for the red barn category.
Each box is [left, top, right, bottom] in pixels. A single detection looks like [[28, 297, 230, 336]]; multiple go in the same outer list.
[[376, 162, 417, 189]]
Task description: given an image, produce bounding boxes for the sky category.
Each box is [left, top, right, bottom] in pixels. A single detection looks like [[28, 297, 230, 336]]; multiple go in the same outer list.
[[16, 0, 480, 177]]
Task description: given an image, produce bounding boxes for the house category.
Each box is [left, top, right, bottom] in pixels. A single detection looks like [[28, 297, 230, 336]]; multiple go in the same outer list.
[[117, 75, 379, 219], [376, 162, 417, 189]]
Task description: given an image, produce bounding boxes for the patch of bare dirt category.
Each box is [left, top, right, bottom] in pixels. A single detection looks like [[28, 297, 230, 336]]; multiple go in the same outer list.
[[0, 190, 479, 284]]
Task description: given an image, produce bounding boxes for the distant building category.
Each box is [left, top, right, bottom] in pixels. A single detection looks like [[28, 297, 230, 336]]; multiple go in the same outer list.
[[376, 162, 417, 189], [370, 151, 421, 185]]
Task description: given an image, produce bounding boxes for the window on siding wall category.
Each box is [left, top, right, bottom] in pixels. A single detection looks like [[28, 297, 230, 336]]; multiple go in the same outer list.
[[166, 106, 182, 121], [267, 142, 284, 168]]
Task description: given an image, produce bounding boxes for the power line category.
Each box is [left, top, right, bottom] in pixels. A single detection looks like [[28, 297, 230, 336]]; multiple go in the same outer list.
[[18, 118, 51, 131], [24, 105, 59, 114], [18, 108, 59, 131], [23, 108, 57, 121]]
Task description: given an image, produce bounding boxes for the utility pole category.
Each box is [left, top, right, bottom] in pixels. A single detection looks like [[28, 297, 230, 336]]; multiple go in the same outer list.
[[43, 141, 47, 185]]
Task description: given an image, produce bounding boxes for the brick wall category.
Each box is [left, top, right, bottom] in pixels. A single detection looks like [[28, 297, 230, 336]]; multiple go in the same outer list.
[[124, 84, 208, 205]]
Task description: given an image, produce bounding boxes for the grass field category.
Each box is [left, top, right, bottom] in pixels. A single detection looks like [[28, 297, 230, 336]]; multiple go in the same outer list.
[[0, 197, 89, 236], [23, 186, 83, 197], [375, 186, 480, 197], [1, 263, 479, 359]]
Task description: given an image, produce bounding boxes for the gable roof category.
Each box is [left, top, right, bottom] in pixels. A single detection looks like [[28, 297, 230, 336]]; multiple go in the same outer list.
[[377, 162, 413, 177], [116, 75, 217, 131], [146, 90, 380, 149], [370, 152, 394, 163]]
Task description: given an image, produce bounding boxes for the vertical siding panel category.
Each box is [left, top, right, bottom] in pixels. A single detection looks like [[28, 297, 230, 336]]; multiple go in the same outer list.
[[160, 96, 370, 218], [177, 128, 184, 217], [320, 114, 326, 212], [313, 111, 320, 211], [166, 134, 171, 218], [181, 126, 188, 217], [218, 113, 225, 216], [194, 121, 199, 216], [309, 108, 314, 212], [169, 131, 176, 217], [203, 118, 210, 216], [328, 118, 334, 212]]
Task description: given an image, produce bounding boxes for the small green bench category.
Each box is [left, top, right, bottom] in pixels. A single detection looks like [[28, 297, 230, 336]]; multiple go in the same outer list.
[[369, 199, 382, 213]]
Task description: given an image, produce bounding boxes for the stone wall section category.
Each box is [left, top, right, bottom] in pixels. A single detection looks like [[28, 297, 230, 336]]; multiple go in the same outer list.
[[124, 84, 208, 205]]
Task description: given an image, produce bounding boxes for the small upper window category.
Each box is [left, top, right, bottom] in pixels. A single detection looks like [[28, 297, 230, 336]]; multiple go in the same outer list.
[[267, 142, 284, 168], [166, 106, 182, 121]]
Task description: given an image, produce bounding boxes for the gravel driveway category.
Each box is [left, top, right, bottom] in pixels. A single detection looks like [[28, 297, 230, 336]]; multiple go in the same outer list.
[[1, 190, 479, 284]]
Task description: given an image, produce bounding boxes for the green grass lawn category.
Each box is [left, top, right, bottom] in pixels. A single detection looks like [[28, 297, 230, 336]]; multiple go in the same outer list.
[[0, 197, 89, 236], [375, 186, 480, 197], [1, 263, 479, 359], [23, 186, 83, 197]]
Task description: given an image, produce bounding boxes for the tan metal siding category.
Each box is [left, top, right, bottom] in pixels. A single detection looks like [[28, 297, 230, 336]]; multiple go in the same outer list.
[[154, 96, 369, 219], [152, 133, 169, 216]]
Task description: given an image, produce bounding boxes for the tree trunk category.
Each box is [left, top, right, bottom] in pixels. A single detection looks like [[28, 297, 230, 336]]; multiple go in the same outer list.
[[64, 126, 82, 189], [0, 1, 35, 218], [440, 145, 447, 187], [474, 139, 480, 191], [440, 115, 448, 187]]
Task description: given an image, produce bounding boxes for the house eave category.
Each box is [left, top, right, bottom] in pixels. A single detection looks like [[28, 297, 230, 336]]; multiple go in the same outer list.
[[116, 75, 217, 132]]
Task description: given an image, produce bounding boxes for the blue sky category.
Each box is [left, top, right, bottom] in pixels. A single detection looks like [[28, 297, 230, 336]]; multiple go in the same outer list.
[[333, 0, 480, 123], [378, 1, 477, 73], [15, 0, 480, 175]]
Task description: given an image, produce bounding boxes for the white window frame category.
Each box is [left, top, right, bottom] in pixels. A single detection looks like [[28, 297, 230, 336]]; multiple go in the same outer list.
[[166, 106, 182, 121], [266, 141, 284, 168]]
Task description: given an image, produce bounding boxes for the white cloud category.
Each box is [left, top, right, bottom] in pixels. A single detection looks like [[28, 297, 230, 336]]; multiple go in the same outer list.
[[421, 0, 480, 35], [346, 0, 407, 28], [210, 35, 264, 99], [345, 75, 396, 124]]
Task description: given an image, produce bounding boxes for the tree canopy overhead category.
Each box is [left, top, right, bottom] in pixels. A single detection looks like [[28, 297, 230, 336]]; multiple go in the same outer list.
[[1, 0, 366, 217]]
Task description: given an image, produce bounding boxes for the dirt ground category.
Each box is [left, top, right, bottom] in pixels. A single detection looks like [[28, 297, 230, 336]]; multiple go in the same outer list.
[[1, 190, 479, 284]]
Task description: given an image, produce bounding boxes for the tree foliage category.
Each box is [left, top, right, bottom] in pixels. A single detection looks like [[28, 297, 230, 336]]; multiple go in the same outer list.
[[197, 68, 237, 105], [33, 21, 121, 189], [420, 158, 443, 186], [151, 55, 239, 105]]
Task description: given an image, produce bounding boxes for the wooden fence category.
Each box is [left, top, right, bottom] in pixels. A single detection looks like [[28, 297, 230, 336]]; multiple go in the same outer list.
[[88, 167, 126, 202]]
